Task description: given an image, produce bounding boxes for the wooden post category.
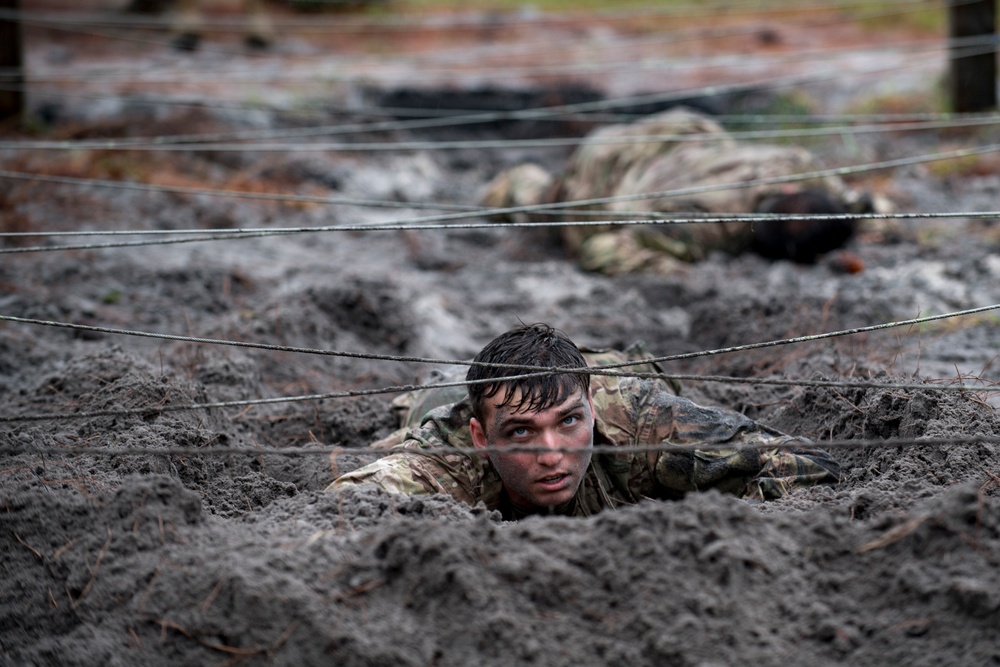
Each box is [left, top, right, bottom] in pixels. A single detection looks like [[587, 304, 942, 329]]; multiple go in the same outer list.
[[0, 0, 24, 124], [948, 0, 997, 112]]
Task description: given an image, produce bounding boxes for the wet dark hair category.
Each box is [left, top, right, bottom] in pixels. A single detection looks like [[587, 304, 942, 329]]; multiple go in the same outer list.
[[750, 189, 857, 263], [467, 323, 589, 423]]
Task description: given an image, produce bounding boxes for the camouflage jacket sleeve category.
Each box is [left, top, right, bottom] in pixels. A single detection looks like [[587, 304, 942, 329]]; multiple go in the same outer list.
[[325, 401, 504, 508], [596, 377, 840, 500]]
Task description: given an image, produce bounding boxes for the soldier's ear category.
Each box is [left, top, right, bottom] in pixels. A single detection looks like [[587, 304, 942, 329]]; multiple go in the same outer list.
[[470, 418, 489, 456]]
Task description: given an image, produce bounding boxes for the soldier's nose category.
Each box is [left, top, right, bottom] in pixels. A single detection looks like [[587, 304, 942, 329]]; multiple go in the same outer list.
[[536, 431, 563, 464]]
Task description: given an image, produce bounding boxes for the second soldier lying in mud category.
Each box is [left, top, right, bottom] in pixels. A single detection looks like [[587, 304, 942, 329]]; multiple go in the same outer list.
[[480, 107, 887, 275]]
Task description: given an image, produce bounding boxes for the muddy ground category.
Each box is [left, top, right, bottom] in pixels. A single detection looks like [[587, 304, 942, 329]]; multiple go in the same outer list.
[[3, 3, 1000, 666]]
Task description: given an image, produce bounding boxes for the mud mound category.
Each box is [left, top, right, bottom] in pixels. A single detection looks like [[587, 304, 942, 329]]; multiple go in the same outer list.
[[4, 473, 997, 666]]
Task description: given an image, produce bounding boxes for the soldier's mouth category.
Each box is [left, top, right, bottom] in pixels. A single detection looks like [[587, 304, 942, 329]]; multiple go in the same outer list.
[[537, 473, 571, 489]]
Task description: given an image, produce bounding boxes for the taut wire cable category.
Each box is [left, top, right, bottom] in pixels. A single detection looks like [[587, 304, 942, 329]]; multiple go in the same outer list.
[[3, 304, 995, 375], [4, 140, 1000, 254], [4, 435, 1000, 459], [1, 303, 998, 424], [7, 113, 1000, 152], [1, 372, 995, 426], [5, 209, 1000, 255]]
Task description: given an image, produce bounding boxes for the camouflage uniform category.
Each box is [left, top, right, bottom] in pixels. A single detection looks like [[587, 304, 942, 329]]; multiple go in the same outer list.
[[480, 107, 866, 275], [327, 347, 839, 519]]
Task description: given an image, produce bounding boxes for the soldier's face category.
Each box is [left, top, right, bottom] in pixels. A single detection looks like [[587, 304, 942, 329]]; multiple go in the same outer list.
[[470, 387, 594, 512]]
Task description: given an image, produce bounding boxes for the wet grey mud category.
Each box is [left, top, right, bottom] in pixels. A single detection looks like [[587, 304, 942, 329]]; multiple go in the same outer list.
[[2, 3, 1000, 666]]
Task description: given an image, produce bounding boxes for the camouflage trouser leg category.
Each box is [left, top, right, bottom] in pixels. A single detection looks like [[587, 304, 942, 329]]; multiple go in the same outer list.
[[743, 447, 842, 500], [579, 229, 688, 275], [577, 220, 752, 275], [654, 444, 840, 500]]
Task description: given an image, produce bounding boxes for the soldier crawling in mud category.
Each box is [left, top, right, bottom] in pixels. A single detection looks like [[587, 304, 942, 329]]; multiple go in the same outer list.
[[480, 107, 884, 275], [327, 323, 839, 520]]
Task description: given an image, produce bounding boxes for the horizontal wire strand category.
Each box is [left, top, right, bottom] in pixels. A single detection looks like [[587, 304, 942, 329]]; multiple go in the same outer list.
[[4, 140, 1000, 253], [1, 80, 993, 142], [5, 209, 1000, 254], [7, 113, 1000, 152], [4, 209, 996, 239], [4, 433, 1000, 460], [1, 303, 997, 425], [1, 371, 995, 426]]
